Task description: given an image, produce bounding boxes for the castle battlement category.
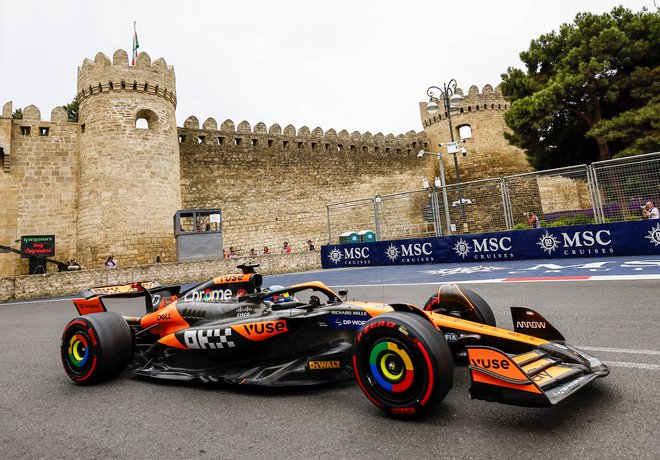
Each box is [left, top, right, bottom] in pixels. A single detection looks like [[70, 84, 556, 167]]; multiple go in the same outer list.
[[76, 50, 176, 107], [178, 115, 427, 153], [1, 101, 70, 125], [420, 84, 509, 127]]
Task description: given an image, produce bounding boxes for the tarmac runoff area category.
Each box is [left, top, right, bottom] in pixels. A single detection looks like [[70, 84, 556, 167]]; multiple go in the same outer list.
[[0, 255, 658, 459]]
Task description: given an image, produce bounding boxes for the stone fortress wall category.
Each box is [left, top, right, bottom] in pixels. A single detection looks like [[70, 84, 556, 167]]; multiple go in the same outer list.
[[177, 118, 430, 255], [0, 49, 531, 277]]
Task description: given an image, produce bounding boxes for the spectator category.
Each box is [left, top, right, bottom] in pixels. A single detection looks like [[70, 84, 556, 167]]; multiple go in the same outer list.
[[250, 248, 257, 256], [281, 241, 291, 254], [527, 211, 540, 229], [642, 201, 659, 220], [229, 247, 238, 258], [223, 249, 228, 259], [105, 255, 117, 268], [204, 223, 211, 231], [307, 240, 315, 251], [263, 246, 270, 255], [67, 258, 81, 270]]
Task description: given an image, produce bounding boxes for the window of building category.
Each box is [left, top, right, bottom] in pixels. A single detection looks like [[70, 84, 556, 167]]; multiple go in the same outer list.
[[20, 126, 30, 136], [198, 135, 206, 144], [235, 138, 242, 146], [81, 124, 85, 133], [252, 139, 258, 147], [457, 124, 473, 140], [39, 127, 49, 136], [217, 137, 224, 145], [135, 109, 158, 129], [268, 139, 274, 148], [283, 140, 289, 149], [179, 135, 186, 144]]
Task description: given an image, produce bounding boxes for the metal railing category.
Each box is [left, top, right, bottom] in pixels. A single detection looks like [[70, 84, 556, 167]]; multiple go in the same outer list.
[[326, 152, 660, 243]]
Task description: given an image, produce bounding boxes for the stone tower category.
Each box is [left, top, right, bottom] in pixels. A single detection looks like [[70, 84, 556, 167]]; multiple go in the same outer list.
[[76, 50, 181, 266], [419, 84, 532, 182]]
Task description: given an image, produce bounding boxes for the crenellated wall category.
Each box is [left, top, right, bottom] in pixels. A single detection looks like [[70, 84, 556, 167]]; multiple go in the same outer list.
[[0, 101, 80, 277], [419, 84, 531, 183], [0, 49, 533, 278], [177, 117, 431, 253]]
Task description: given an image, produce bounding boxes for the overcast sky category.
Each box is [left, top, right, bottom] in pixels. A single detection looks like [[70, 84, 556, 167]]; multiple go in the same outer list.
[[0, 0, 653, 135]]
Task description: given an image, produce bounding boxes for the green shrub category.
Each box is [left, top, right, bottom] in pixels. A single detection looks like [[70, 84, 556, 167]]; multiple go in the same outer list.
[[547, 215, 595, 227]]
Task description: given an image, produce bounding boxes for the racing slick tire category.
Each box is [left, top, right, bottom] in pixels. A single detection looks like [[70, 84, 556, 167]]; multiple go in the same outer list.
[[423, 284, 496, 326], [60, 312, 134, 384], [353, 312, 453, 418]]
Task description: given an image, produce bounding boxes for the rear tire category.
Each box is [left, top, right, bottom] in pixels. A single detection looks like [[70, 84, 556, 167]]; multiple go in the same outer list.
[[353, 312, 453, 418], [60, 312, 134, 384], [423, 284, 496, 326]]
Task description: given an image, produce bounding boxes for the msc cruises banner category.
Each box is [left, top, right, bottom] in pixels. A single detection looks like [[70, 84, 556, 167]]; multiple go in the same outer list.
[[321, 220, 660, 268]]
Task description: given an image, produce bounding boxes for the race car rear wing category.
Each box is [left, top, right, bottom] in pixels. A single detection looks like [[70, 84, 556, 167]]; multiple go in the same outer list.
[[73, 282, 181, 316]]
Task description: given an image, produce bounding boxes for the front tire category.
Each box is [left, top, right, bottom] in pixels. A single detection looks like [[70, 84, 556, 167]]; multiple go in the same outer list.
[[353, 312, 453, 418], [60, 312, 134, 384]]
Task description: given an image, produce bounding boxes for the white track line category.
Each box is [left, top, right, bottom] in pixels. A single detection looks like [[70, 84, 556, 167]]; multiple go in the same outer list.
[[576, 346, 660, 356], [604, 361, 660, 370]]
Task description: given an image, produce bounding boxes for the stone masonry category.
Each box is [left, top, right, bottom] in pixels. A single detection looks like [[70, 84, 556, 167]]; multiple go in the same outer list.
[[0, 49, 531, 278]]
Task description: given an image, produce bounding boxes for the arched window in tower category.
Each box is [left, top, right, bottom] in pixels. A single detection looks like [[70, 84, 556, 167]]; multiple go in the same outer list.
[[135, 109, 158, 130], [457, 124, 473, 140]]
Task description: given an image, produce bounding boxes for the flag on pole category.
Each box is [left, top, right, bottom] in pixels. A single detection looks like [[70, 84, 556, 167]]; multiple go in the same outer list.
[[131, 22, 140, 66]]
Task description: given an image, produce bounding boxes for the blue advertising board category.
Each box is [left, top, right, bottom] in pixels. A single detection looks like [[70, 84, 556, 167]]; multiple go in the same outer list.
[[321, 220, 660, 268]]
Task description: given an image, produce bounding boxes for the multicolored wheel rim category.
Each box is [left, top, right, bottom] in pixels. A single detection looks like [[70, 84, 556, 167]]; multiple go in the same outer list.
[[369, 340, 414, 393], [67, 333, 90, 370]]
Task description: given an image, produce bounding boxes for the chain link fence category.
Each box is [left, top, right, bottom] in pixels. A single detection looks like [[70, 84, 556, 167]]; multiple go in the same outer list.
[[327, 152, 660, 243]]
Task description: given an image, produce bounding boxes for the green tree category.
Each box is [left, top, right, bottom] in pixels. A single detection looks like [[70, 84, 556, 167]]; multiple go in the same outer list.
[[62, 95, 79, 122], [12, 108, 22, 119], [501, 7, 659, 169]]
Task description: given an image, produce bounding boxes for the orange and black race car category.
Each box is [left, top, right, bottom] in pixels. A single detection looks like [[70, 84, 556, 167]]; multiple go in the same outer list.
[[61, 264, 609, 417]]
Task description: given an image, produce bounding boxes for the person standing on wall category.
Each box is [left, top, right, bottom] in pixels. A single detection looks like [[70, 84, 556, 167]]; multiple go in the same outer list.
[[642, 201, 659, 219], [281, 241, 291, 253]]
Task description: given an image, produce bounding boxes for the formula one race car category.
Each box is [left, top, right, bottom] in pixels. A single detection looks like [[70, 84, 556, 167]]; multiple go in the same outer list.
[[61, 265, 609, 417]]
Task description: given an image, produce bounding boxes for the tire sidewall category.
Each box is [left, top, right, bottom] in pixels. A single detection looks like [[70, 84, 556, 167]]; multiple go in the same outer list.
[[354, 312, 453, 417], [60, 312, 133, 384]]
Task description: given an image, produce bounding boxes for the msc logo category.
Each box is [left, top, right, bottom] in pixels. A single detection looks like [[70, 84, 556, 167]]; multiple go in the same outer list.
[[385, 243, 433, 262], [537, 230, 613, 255], [327, 246, 370, 266], [309, 360, 341, 370], [453, 237, 512, 260], [646, 223, 660, 247]]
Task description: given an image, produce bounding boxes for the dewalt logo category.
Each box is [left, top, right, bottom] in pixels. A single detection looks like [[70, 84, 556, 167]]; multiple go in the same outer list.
[[309, 360, 341, 370]]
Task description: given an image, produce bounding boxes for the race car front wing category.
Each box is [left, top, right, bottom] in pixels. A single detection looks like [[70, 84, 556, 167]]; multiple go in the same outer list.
[[467, 344, 609, 407]]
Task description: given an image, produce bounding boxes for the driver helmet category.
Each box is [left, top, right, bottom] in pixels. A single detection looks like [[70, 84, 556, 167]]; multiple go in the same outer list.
[[264, 285, 297, 303]]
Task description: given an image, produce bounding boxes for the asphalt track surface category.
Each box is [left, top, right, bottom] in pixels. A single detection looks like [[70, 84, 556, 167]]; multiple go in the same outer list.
[[1, 257, 659, 459]]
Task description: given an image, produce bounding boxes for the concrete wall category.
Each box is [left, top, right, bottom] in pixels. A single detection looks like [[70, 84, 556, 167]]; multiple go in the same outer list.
[[0, 252, 321, 303]]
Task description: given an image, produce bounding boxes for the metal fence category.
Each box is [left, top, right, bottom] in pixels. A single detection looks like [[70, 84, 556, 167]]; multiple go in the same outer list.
[[326, 151, 660, 243]]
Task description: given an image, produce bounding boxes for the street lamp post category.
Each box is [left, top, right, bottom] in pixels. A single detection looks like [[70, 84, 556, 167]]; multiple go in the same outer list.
[[426, 80, 468, 232], [419, 150, 452, 235]]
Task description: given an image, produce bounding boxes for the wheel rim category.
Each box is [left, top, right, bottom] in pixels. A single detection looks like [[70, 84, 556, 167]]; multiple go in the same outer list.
[[62, 326, 96, 378], [366, 338, 421, 402]]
